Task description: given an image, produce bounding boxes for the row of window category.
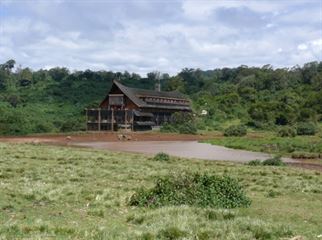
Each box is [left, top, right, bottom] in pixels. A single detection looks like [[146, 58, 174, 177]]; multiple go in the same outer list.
[[143, 97, 188, 105]]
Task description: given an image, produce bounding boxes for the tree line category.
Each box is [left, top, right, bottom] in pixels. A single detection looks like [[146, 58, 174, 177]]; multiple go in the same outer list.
[[0, 59, 321, 135]]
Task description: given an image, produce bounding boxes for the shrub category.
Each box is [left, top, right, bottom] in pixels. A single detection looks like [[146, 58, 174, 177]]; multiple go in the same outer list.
[[161, 121, 197, 135], [262, 157, 286, 166], [160, 112, 197, 134], [296, 122, 317, 136], [291, 152, 321, 159], [224, 125, 247, 137], [129, 173, 251, 209], [153, 152, 170, 161], [160, 123, 177, 133], [247, 159, 262, 166], [177, 121, 198, 134], [277, 127, 296, 137], [157, 227, 187, 240]]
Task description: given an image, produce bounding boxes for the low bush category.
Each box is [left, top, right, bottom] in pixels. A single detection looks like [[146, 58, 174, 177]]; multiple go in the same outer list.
[[129, 173, 251, 208], [277, 127, 296, 137], [291, 152, 321, 159], [153, 152, 170, 161], [160, 112, 197, 134], [157, 227, 187, 240], [160, 123, 177, 133], [224, 125, 247, 137], [247, 157, 286, 166], [178, 121, 198, 134], [296, 122, 317, 136], [262, 157, 286, 166], [161, 121, 197, 134], [247, 160, 262, 166]]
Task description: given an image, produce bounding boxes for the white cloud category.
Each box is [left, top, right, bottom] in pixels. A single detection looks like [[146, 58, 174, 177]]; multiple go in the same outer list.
[[312, 39, 322, 47], [298, 44, 308, 51], [182, 0, 303, 19]]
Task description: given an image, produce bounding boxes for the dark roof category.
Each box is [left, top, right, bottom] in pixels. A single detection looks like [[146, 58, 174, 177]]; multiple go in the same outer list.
[[112, 81, 191, 111]]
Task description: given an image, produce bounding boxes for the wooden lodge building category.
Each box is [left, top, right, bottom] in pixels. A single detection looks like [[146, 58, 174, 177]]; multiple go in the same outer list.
[[86, 80, 191, 131]]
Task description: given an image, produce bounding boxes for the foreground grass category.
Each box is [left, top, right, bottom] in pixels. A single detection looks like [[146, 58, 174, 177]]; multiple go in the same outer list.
[[204, 131, 322, 158], [0, 143, 321, 239]]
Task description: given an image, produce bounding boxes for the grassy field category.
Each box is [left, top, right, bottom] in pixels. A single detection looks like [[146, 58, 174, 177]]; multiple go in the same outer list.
[[0, 143, 322, 239], [204, 131, 322, 160]]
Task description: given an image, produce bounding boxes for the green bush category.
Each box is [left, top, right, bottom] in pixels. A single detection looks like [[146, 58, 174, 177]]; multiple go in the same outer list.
[[224, 125, 247, 137], [160, 113, 197, 134], [129, 173, 251, 209], [291, 152, 321, 159], [247, 159, 262, 166], [277, 127, 296, 137], [296, 122, 317, 135], [157, 227, 187, 240], [262, 157, 286, 166], [153, 152, 170, 161], [161, 121, 197, 134], [248, 157, 286, 166], [160, 123, 176, 133], [177, 121, 197, 134]]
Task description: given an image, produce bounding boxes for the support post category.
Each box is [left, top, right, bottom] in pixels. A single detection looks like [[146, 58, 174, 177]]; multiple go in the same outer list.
[[124, 110, 127, 131], [98, 108, 101, 131], [111, 108, 114, 131], [131, 111, 134, 131], [85, 108, 88, 131]]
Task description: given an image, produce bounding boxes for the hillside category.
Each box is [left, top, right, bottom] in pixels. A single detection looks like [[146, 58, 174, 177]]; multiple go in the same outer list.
[[0, 60, 321, 135]]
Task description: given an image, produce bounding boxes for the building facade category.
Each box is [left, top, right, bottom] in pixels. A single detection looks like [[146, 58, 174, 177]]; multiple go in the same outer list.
[[86, 80, 191, 131]]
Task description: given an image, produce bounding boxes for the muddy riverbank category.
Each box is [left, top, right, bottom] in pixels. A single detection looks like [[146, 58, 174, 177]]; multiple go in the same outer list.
[[73, 140, 295, 163]]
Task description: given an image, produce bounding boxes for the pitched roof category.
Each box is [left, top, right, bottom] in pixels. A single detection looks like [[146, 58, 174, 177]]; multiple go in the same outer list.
[[112, 80, 191, 110]]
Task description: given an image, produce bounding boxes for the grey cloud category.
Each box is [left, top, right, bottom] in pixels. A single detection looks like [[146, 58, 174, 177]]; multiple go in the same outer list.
[[0, 0, 321, 75]]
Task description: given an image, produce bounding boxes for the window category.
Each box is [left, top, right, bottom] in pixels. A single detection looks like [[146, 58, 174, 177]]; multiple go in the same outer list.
[[109, 94, 124, 106]]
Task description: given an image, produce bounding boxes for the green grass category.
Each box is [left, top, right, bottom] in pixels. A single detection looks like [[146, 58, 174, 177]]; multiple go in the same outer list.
[[0, 143, 322, 239], [204, 131, 322, 158]]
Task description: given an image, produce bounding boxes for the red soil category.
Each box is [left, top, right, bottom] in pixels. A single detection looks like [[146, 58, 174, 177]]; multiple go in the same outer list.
[[0, 132, 215, 144]]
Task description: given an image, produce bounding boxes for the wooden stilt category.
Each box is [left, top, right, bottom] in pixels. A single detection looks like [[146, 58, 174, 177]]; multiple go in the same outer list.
[[124, 110, 127, 131], [85, 108, 88, 131], [98, 108, 101, 131], [131, 111, 134, 131], [111, 109, 114, 131]]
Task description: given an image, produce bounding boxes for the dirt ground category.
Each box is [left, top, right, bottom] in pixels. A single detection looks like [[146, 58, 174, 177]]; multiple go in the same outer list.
[[0, 131, 216, 144], [1, 132, 321, 172]]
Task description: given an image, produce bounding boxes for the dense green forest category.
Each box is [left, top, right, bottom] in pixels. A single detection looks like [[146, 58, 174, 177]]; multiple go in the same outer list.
[[0, 59, 321, 135]]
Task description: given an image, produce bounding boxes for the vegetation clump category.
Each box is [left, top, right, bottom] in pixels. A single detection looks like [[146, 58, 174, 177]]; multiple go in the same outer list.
[[157, 227, 187, 240], [262, 157, 286, 166], [296, 122, 317, 136], [223, 125, 247, 137], [291, 152, 321, 159], [161, 112, 197, 134], [247, 159, 262, 166], [277, 127, 296, 137], [205, 132, 322, 157], [153, 152, 170, 162], [129, 173, 251, 209], [247, 157, 286, 166]]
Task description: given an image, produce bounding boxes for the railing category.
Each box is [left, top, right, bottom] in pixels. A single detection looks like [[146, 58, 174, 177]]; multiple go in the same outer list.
[[86, 109, 134, 131]]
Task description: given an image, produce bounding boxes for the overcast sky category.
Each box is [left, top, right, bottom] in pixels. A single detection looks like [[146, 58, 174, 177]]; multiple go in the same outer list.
[[0, 0, 321, 75]]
